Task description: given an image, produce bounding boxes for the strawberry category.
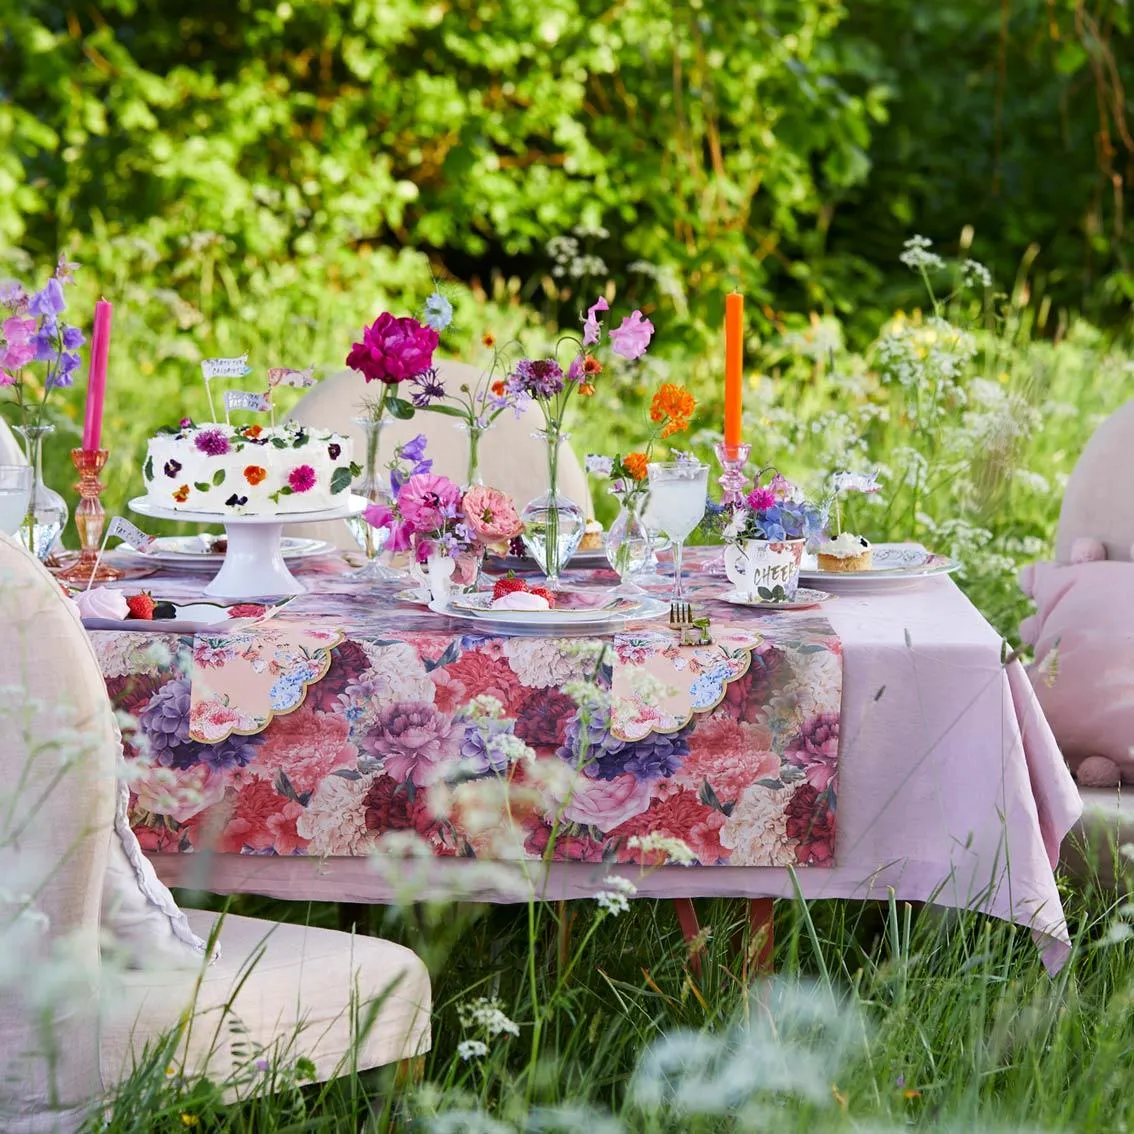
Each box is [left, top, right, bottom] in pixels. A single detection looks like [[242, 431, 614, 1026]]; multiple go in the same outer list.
[[492, 574, 529, 601], [528, 586, 556, 608], [125, 592, 156, 620]]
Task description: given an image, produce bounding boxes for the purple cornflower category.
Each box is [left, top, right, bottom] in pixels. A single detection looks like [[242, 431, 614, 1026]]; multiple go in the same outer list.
[[410, 369, 445, 407], [509, 357, 564, 399], [194, 429, 231, 456]]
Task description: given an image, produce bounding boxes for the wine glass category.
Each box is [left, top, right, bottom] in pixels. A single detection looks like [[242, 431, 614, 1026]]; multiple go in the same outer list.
[[0, 466, 32, 538], [646, 461, 709, 600]]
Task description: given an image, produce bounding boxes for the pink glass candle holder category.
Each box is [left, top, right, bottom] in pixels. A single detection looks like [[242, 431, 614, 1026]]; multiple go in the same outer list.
[[715, 441, 751, 507], [57, 449, 123, 584]]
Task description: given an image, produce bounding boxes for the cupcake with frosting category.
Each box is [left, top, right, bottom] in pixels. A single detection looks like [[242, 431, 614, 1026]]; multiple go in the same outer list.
[[817, 532, 872, 572]]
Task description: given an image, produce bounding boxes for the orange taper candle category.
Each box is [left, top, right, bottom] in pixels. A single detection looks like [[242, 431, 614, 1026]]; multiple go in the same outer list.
[[723, 292, 744, 450]]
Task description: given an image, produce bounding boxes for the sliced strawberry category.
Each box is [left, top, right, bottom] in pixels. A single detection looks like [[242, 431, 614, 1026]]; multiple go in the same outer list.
[[492, 574, 530, 601], [125, 592, 156, 620], [528, 585, 556, 608]]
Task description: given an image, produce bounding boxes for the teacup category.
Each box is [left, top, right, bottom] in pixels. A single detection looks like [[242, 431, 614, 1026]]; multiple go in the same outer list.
[[723, 538, 805, 600]]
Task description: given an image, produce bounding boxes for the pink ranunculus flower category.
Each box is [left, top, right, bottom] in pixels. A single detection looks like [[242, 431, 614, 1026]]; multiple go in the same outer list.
[[397, 472, 463, 533], [556, 770, 653, 833], [582, 297, 609, 346], [463, 485, 523, 543], [346, 312, 439, 384], [609, 310, 654, 360]]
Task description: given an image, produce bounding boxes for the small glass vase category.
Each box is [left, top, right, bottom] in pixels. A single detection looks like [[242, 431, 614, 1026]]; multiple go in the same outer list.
[[604, 493, 652, 593], [14, 424, 68, 563], [460, 422, 484, 488], [520, 428, 584, 589], [347, 415, 405, 583]]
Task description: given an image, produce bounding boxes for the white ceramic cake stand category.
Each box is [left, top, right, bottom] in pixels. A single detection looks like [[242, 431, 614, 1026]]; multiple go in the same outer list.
[[128, 494, 367, 599]]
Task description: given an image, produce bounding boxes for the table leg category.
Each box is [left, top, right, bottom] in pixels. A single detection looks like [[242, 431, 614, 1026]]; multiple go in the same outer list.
[[672, 898, 704, 976], [748, 898, 775, 975]]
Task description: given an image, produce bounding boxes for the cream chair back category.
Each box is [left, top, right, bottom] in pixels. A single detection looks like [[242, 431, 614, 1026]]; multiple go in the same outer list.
[[0, 415, 28, 466], [0, 535, 118, 1132], [1055, 399, 1134, 563], [286, 361, 592, 548]]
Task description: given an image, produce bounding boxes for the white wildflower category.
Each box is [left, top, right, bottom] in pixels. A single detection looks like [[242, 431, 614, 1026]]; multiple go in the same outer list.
[[596, 891, 630, 916], [465, 694, 506, 722], [458, 996, 521, 1038], [457, 1039, 489, 1062], [962, 258, 993, 288], [601, 874, 637, 896], [627, 833, 696, 865], [899, 234, 946, 272]]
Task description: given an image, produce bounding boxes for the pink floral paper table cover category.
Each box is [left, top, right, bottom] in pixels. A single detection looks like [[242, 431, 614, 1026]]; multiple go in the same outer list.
[[92, 558, 843, 868]]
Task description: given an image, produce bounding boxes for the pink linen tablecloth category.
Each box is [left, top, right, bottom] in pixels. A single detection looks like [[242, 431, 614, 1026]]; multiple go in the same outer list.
[[124, 560, 1080, 972]]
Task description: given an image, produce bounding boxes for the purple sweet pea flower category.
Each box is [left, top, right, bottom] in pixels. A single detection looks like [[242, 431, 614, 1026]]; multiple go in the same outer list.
[[397, 434, 429, 463], [61, 325, 85, 350], [582, 297, 609, 346], [609, 310, 654, 360], [32, 323, 58, 362], [48, 351, 81, 388], [28, 278, 65, 318]]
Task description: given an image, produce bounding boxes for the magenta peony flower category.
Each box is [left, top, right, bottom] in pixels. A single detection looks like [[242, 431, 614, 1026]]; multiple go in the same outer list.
[[582, 296, 609, 346], [194, 429, 230, 456], [746, 487, 777, 513], [609, 310, 654, 360], [463, 485, 523, 543], [362, 701, 458, 786], [397, 472, 463, 533], [346, 312, 438, 385], [288, 464, 316, 493]]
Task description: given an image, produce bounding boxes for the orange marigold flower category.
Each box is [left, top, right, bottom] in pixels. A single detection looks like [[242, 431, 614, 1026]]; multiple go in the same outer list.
[[623, 452, 648, 481], [660, 417, 689, 439], [244, 465, 267, 485], [491, 379, 506, 396], [172, 484, 190, 503], [241, 424, 263, 439], [578, 383, 596, 396], [582, 354, 602, 375], [650, 382, 696, 427], [482, 332, 496, 348]]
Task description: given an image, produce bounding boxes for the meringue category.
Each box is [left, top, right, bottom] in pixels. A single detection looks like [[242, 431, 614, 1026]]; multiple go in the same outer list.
[[491, 591, 551, 612], [75, 586, 130, 620]]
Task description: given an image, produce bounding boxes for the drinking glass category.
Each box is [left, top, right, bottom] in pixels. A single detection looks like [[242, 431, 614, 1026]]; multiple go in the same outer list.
[[646, 461, 708, 600], [0, 466, 33, 537]]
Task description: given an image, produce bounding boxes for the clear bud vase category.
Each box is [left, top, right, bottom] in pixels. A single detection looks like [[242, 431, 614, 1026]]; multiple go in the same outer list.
[[14, 424, 68, 562], [604, 492, 652, 593], [460, 422, 484, 488], [347, 415, 405, 582], [520, 428, 584, 589]]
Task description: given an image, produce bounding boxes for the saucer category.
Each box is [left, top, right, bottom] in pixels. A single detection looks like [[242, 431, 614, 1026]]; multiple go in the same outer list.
[[719, 587, 834, 611]]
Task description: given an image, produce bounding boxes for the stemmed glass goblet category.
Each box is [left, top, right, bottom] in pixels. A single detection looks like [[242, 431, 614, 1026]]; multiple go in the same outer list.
[[0, 466, 33, 538], [646, 461, 709, 601]]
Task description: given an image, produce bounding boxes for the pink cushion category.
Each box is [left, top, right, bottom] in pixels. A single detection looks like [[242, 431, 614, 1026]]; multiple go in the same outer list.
[[1022, 561, 1134, 777]]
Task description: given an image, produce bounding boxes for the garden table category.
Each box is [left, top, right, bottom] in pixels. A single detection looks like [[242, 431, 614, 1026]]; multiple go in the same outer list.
[[92, 549, 1081, 973]]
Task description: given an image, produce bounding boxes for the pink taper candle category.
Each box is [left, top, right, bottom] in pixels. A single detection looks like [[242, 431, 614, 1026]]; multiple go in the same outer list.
[[82, 299, 112, 451]]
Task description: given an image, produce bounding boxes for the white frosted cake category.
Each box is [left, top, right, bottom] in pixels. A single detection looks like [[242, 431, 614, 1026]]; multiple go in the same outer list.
[[142, 421, 357, 514]]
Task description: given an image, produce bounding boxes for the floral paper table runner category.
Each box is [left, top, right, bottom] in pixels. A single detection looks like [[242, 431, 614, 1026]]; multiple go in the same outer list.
[[93, 561, 842, 868]]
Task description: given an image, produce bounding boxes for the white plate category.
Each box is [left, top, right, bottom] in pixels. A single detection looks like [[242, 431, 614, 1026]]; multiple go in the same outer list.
[[447, 589, 641, 624], [798, 543, 958, 587], [116, 535, 334, 570], [719, 587, 834, 611], [81, 598, 288, 634], [431, 594, 669, 633]]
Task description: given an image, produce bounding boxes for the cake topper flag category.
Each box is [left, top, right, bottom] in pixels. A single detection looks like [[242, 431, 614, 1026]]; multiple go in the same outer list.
[[267, 366, 316, 388], [107, 516, 156, 553], [200, 354, 251, 420], [224, 389, 271, 418]]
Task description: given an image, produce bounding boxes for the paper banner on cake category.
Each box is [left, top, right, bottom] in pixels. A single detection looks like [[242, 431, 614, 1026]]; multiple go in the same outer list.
[[201, 354, 252, 380], [224, 389, 272, 413], [107, 516, 156, 553], [832, 471, 881, 495], [267, 365, 316, 388]]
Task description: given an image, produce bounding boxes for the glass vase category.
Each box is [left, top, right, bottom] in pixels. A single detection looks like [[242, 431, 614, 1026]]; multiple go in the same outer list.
[[460, 422, 484, 488], [14, 424, 68, 563], [520, 428, 584, 589], [347, 416, 405, 583], [604, 493, 652, 593]]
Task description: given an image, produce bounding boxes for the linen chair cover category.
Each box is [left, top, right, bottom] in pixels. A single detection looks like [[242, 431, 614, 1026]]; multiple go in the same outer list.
[[1040, 400, 1134, 883], [286, 361, 592, 548], [0, 536, 432, 1130], [0, 413, 28, 465]]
